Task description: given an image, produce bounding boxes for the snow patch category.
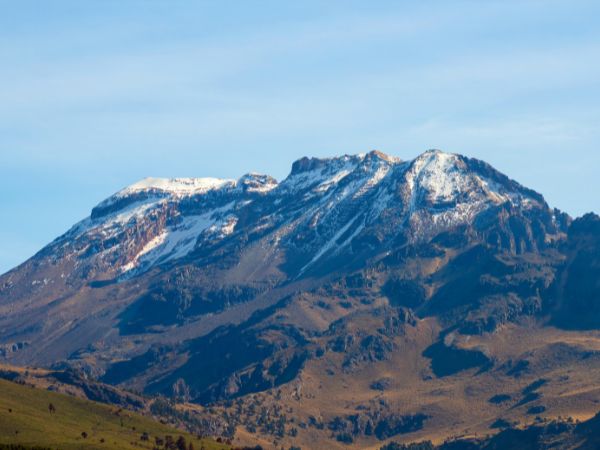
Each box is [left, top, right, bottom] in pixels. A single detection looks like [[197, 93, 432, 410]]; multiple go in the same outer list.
[[121, 202, 237, 274], [314, 169, 352, 192], [126, 177, 235, 195], [299, 215, 361, 274]]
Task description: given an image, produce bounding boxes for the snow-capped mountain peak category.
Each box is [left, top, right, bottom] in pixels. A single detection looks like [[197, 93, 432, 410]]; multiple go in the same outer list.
[[38, 150, 563, 281]]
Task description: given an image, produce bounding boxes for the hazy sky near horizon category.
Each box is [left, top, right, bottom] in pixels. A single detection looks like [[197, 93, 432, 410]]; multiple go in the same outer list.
[[1, 0, 600, 274]]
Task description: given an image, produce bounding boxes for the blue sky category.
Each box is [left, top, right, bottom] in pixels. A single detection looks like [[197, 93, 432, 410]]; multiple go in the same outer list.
[[1, 0, 599, 274]]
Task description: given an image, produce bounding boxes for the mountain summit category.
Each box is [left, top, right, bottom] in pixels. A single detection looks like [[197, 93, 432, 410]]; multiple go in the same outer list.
[[22, 150, 564, 282], [2, 149, 598, 449]]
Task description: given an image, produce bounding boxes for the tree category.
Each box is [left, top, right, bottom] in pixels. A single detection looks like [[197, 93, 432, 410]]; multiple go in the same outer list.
[[176, 436, 187, 450]]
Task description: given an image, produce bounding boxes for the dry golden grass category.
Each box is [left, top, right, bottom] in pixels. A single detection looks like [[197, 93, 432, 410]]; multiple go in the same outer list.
[[221, 319, 600, 449]]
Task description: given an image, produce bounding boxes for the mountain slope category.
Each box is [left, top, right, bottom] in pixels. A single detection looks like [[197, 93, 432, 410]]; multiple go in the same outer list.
[[382, 412, 600, 450], [0, 377, 228, 450]]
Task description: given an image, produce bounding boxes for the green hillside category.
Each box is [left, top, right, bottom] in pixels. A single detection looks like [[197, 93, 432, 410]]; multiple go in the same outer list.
[[0, 378, 229, 450]]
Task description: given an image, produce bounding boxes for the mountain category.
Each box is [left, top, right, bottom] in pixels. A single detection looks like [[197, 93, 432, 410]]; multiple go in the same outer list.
[[1, 149, 599, 449]]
